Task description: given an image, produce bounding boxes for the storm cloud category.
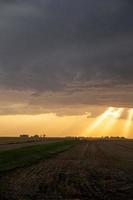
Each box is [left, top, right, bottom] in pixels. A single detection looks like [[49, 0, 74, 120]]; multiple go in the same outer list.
[[0, 0, 133, 114]]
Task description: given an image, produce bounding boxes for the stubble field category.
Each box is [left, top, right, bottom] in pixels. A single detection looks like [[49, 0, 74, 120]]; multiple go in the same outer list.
[[0, 139, 133, 200]]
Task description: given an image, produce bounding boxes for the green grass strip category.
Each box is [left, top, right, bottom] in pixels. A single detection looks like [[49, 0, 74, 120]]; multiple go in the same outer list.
[[0, 140, 77, 172]]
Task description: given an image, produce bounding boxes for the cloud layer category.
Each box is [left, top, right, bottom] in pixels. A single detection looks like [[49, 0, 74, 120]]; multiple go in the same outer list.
[[0, 0, 133, 114]]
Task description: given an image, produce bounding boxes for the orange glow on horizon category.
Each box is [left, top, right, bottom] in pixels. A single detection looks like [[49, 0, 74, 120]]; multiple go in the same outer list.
[[84, 107, 115, 136], [0, 107, 133, 138], [102, 108, 124, 136], [124, 109, 133, 137], [83, 107, 127, 137]]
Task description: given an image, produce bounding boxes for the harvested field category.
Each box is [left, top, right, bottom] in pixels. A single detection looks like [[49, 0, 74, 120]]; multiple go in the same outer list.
[[0, 140, 133, 200], [0, 140, 60, 151], [0, 140, 76, 171], [0, 137, 43, 145], [0, 137, 62, 151]]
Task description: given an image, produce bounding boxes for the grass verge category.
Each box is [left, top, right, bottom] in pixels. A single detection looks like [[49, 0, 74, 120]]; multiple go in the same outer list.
[[0, 140, 78, 172]]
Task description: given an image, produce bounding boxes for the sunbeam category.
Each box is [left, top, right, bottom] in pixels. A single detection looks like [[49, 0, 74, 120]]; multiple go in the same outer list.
[[124, 108, 133, 137], [85, 107, 115, 136], [102, 108, 124, 136]]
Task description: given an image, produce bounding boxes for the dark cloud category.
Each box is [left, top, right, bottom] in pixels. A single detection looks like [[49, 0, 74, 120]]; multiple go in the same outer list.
[[0, 0, 133, 112]]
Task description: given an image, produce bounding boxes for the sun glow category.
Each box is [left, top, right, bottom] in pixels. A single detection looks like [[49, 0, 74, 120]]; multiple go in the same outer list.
[[124, 109, 133, 137], [85, 107, 115, 136], [102, 108, 124, 136], [83, 107, 126, 137], [0, 107, 133, 138]]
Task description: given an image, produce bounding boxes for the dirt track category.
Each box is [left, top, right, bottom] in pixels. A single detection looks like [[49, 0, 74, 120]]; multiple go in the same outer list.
[[0, 140, 133, 200]]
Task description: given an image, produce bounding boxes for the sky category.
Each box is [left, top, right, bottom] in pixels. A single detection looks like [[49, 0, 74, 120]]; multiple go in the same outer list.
[[0, 0, 133, 137]]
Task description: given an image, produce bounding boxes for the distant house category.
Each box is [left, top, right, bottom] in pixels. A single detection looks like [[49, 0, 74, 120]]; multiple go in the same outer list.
[[33, 135, 40, 139], [20, 134, 29, 139]]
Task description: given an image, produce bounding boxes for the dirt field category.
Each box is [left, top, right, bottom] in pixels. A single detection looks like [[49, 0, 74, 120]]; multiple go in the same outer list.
[[0, 140, 133, 200], [0, 137, 62, 151], [0, 140, 61, 151]]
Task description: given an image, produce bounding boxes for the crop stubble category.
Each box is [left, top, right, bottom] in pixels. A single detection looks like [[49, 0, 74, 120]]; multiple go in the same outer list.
[[0, 140, 133, 200]]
